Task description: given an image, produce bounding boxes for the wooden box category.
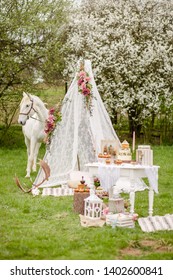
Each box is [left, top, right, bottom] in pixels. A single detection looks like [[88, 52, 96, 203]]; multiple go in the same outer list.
[[108, 198, 124, 213], [73, 192, 90, 215]]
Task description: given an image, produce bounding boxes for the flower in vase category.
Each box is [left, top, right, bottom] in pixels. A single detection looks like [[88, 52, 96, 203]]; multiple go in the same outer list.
[[93, 177, 100, 188]]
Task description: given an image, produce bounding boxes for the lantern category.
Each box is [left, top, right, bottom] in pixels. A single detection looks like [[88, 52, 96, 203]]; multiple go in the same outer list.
[[136, 145, 153, 165], [84, 193, 103, 219]]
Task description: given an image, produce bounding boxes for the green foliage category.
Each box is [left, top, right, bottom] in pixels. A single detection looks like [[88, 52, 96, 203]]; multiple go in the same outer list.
[[0, 85, 65, 144], [0, 125, 25, 148], [0, 137, 173, 259], [0, 0, 70, 128], [0, 0, 70, 90]]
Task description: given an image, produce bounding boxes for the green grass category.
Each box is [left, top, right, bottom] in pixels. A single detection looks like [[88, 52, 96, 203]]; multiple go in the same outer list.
[[0, 127, 173, 260], [34, 84, 65, 108]]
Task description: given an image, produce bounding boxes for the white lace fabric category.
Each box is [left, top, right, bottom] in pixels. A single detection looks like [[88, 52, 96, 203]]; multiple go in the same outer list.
[[97, 164, 159, 193], [144, 166, 159, 193], [34, 60, 120, 187]]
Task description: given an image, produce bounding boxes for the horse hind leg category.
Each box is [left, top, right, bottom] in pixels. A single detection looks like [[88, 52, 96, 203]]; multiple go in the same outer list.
[[32, 142, 41, 172]]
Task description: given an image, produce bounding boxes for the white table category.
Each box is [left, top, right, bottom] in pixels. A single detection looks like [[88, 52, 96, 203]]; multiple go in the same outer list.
[[86, 162, 159, 216]]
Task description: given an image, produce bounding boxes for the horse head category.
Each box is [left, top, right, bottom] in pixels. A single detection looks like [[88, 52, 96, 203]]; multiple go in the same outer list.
[[18, 92, 36, 125]]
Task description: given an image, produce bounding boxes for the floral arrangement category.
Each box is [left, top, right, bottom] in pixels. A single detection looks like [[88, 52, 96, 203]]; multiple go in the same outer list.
[[44, 107, 61, 146], [77, 62, 93, 114], [93, 176, 100, 188]]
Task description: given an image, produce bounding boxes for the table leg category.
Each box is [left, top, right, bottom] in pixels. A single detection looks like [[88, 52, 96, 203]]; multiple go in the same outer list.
[[129, 191, 135, 215], [129, 170, 136, 215], [148, 188, 154, 216]]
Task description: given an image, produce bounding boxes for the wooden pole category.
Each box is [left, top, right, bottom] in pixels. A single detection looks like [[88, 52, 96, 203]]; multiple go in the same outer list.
[[65, 81, 68, 94], [132, 131, 135, 153], [77, 154, 80, 171]]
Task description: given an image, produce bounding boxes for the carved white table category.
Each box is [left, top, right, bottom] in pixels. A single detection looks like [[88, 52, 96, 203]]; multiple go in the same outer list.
[[86, 163, 159, 216]]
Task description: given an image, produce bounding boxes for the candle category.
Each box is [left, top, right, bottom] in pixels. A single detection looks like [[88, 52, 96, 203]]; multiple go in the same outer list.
[[132, 131, 135, 152]]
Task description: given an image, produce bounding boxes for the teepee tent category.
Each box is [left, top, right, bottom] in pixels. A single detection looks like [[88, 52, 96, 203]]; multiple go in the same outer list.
[[34, 60, 120, 187]]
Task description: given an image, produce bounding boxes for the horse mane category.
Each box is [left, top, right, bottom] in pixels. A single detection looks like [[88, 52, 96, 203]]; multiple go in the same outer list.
[[21, 93, 48, 112]]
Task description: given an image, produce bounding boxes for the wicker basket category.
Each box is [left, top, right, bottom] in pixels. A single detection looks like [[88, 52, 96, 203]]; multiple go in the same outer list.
[[73, 192, 90, 214]]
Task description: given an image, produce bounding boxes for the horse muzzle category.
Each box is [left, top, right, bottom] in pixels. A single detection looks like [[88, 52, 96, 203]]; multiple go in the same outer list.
[[18, 119, 27, 126]]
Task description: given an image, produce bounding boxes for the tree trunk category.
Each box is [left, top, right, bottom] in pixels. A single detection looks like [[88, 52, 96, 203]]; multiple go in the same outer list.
[[128, 113, 142, 137], [110, 108, 118, 125]]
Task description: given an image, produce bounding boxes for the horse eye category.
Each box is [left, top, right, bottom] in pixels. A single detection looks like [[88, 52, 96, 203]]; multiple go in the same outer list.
[[26, 104, 30, 108]]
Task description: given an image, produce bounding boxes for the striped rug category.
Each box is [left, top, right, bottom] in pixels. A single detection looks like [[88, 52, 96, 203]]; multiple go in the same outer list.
[[138, 214, 173, 232], [42, 186, 74, 197]]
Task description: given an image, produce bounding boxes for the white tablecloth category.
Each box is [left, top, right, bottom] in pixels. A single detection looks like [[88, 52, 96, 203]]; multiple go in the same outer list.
[[97, 163, 159, 193]]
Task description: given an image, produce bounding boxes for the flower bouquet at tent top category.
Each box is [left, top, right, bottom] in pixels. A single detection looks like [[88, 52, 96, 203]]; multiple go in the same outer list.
[[44, 106, 62, 146], [77, 61, 93, 114]]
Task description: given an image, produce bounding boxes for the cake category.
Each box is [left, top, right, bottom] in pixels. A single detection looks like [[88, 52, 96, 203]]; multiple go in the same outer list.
[[98, 153, 111, 163], [98, 153, 111, 159], [117, 140, 132, 162], [114, 159, 123, 165]]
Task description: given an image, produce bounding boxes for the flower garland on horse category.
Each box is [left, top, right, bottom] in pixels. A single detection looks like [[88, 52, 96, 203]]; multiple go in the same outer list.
[[44, 106, 62, 146]]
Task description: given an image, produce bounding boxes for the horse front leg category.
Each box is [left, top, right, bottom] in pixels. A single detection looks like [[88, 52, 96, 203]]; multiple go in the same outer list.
[[32, 142, 41, 172], [26, 138, 37, 178], [24, 136, 31, 178]]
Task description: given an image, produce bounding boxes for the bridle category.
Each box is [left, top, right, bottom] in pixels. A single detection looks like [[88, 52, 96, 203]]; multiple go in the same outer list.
[[19, 97, 37, 116], [19, 94, 40, 121]]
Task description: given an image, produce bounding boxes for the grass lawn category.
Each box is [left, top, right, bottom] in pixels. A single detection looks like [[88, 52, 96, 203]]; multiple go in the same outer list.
[[0, 126, 173, 260]]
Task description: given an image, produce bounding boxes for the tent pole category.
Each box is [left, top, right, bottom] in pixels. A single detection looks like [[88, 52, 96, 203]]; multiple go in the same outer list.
[[77, 154, 80, 171]]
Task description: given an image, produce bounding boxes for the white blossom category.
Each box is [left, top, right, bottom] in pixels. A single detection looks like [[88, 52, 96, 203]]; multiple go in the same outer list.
[[63, 0, 173, 132]]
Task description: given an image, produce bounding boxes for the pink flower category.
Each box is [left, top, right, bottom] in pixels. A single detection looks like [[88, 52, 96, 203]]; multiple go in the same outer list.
[[49, 108, 55, 114], [81, 82, 86, 90], [44, 107, 62, 146], [78, 78, 84, 86], [132, 214, 139, 221], [85, 76, 91, 82], [82, 87, 90, 96], [77, 69, 93, 114], [79, 71, 86, 77], [48, 115, 54, 122], [103, 207, 109, 216]]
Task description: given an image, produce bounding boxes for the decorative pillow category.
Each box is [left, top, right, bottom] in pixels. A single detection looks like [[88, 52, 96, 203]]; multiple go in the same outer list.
[[67, 180, 80, 189]]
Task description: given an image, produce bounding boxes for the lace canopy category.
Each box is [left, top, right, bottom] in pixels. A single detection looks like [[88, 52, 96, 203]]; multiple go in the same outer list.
[[34, 60, 120, 187]]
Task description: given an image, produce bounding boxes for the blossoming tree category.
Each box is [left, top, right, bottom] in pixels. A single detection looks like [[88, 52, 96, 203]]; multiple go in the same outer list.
[[63, 0, 173, 141]]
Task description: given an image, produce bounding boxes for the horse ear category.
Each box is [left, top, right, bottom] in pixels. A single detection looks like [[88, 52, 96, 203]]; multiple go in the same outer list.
[[23, 92, 32, 100]]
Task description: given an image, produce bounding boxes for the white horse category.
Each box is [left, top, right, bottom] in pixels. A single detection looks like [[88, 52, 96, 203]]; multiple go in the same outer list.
[[18, 92, 49, 178]]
